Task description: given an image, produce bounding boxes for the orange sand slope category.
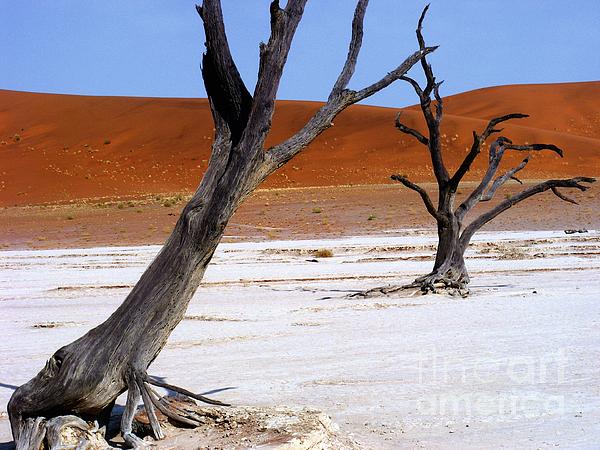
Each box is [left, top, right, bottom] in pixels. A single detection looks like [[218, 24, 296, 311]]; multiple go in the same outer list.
[[0, 82, 598, 206]]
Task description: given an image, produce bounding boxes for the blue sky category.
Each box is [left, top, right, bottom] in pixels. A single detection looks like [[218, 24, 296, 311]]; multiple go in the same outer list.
[[1, 1, 598, 107]]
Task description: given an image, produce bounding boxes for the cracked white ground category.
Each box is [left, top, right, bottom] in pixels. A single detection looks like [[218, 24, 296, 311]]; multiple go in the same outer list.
[[1, 229, 599, 449]]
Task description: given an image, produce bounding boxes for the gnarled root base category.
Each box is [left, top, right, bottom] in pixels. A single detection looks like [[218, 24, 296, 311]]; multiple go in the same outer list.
[[11, 371, 229, 449], [410, 268, 470, 297], [349, 267, 469, 299], [121, 371, 229, 448], [347, 284, 415, 298], [14, 415, 109, 450]]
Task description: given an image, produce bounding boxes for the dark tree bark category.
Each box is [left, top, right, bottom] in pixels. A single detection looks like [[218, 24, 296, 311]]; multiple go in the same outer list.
[[8, 1, 434, 448], [358, 5, 595, 297]]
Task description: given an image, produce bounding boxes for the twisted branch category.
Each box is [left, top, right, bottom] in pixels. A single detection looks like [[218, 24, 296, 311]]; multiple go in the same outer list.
[[265, 2, 436, 171], [330, 0, 368, 98], [399, 4, 448, 185], [395, 112, 428, 145], [460, 177, 596, 246], [450, 113, 529, 187], [391, 174, 438, 219], [197, 0, 253, 143], [480, 157, 529, 202], [456, 137, 566, 219]]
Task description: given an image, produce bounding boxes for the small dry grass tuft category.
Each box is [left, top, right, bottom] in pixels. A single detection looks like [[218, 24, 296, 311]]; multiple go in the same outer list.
[[314, 248, 333, 258], [31, 321, 79, 329]]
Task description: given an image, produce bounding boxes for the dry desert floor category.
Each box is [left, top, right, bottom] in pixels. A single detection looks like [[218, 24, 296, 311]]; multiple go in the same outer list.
[[1, 229, 599, 448]]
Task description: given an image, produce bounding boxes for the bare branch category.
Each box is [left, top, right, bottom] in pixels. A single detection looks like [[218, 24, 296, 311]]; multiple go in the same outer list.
[[416, 4, 435, 94], [482, 113, 529, 138], [416, 4, 430, 49], [399, 75, 424, 98], [146, 376, 230, 406], [551, 186, 579, 204], [455, 137, 510, 219], [395, 112, 428, 145], [399, 5, 448, 186], [433, 81, 443, 123], [460, 177, 596, 247], [480, 157, 529, 202], [391, 174, 439, 219], [262, 1, 437, 172], [450, 113, 529, 187], [504, 143, 564, 157], [353, 46, 437, 102], [458, 136, 561, 212], [330, 0, 369, 98], [197, 0, 253, 142], [248, 0, 308, 134], [266, 46, 434, 171]]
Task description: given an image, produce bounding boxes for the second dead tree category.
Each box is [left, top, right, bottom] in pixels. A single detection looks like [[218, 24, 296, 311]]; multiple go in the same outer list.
[[359, 5, 595, 297]]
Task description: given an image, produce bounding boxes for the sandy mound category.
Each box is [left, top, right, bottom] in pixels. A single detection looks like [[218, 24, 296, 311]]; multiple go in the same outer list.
[[131, 400, 358, 449], [1, 81, 599, 207]]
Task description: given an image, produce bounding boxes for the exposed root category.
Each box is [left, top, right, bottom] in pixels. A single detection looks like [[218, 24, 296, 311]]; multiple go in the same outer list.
[[137, 376, 165, 441], [146, 386, 204, 428], [122, 373, 151, 449], [412, 271, 470, 297], [349, 268, 470, 298], [14, 415, 110, 450], [144, 375, 230, 406], [347, 284, 415, 298], [15, 417, 46, 450]]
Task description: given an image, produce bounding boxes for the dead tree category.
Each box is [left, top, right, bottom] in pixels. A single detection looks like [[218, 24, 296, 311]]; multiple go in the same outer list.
[[8, 1, 435, 448], [364, 5, 595, 297]]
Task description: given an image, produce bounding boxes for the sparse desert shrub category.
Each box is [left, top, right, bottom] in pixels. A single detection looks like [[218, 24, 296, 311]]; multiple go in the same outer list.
[[13, 134, 21, 142], [312, 206, 322, 214], [314, 248, 333, 258], [66, 215, 74, 220], [367, 214, 376, 221], [117, 202, 126, 209], [162, 200, 173, 207], [104, 139, 111, 145]]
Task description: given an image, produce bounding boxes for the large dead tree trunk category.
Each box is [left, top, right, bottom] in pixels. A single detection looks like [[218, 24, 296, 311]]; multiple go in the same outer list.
[[356, 5, 595, 298], [8, 1, 434, 448]]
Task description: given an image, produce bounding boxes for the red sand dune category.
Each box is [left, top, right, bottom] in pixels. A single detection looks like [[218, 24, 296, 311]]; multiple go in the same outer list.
[[0, 82, 599, 206]]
